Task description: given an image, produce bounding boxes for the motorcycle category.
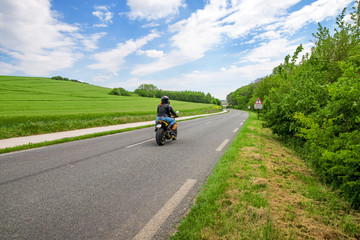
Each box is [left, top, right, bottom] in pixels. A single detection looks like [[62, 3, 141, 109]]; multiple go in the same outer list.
[[155, 113, 178, 146]]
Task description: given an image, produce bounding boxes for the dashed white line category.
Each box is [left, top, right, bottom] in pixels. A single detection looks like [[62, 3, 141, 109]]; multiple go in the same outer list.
[[233, 128, 239, 133], [216, 139, 230, 152], [132, 179, 197, 240], [126, 139, 154, 148]]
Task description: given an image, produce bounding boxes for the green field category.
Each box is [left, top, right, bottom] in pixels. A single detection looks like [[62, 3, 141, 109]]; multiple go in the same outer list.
[[0, 76, 220, 139]]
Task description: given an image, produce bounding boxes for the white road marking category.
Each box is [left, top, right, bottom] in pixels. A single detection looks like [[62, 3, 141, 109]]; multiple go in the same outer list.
[[216, 139, 230, 152], [239, 123, 243, 126], [126, 139, 154, 148], [233, 128, 239, 133], [132, 179, 197, 240]]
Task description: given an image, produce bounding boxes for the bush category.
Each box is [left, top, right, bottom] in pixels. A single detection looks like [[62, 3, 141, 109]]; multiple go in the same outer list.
[[227, 2, 360, 208], [51, 76, 85, 84], [134, 88, 151, 97], [109, 87, 131, 96]]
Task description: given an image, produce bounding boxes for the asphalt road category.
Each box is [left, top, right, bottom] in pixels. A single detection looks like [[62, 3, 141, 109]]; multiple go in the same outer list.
[[0, 109, 249, 240]]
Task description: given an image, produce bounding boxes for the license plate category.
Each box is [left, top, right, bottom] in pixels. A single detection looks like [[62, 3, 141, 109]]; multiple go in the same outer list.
[[156, 124, 162, 128]]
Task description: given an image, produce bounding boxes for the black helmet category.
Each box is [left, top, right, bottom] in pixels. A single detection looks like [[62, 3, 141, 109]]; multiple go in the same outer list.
[[161, 96, 169, 104]]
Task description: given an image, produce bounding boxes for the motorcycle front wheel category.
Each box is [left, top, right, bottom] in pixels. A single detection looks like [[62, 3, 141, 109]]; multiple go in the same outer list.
[[156, 128, 166, 146]]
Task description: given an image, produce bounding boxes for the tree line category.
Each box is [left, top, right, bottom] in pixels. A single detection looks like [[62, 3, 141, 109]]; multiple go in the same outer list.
[[51, 76, 87, 84], [227, 3, 360, 208], [133, 84, 222, 105]]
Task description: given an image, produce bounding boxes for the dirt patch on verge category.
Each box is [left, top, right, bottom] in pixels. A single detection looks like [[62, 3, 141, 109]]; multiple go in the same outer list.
[[230, 126, 360, 239], [252, 178, 268, 187], [239, 147, 264, 161], [263, 136, 360, 239]]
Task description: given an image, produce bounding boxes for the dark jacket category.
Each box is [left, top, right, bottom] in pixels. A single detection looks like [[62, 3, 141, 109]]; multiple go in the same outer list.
[[157, 103, 176, 117]]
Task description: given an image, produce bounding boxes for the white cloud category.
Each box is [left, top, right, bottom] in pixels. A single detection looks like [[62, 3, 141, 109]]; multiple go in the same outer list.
[[127, 0, 186, 20], [0, 0, 106, 76], [281, 0, 354, 33], [137, 49, 164, 58], [131, 0, 299, 76], [174, 60, 284, 99], [240, 38, 299, 63], [219, 0, 301, 39], [13, 50, 81, 76], [141, 22, 160, 28], [77, 32, 107, 51], [0, 0, 81, 76], [93, 23, 108, 28], [0, 0, 77, 53], [178, 39, 313, 99], [92, 5, 114, 27], [131, 50, 194, 75], [131, 2, 230, 75], [88, 32, 160, 74], [0, 61, 17, 75], [131, 0, 352, 77], [92, 74, 113, 83], [105, 77, 150, 90]]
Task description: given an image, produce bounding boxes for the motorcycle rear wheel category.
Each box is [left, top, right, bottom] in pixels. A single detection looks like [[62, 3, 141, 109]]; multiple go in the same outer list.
[[172, 129, 178, 141], [156, 128, 166, 146]]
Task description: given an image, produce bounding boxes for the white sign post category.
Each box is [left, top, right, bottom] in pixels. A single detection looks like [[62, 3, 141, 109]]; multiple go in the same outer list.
[[254, 98, 262, 119]]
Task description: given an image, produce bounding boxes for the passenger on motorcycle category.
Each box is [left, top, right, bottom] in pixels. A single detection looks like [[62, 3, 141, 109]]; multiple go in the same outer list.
[[155, 96, 178, 133]]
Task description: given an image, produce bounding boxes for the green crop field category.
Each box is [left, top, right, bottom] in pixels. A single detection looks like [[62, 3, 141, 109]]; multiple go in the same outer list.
[[0, 76, 220, 139]]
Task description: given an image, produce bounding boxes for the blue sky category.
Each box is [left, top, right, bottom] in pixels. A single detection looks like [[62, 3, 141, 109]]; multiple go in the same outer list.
[[0, 0, 355, 99]]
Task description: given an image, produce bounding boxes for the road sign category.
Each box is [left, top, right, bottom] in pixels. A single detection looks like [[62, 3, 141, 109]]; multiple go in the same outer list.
[[254, 97, 262, 109]]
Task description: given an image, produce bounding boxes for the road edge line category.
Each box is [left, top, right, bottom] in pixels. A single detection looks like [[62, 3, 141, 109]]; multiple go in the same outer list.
[[132, 179, 197, 240], [216, 139, 230, 152]]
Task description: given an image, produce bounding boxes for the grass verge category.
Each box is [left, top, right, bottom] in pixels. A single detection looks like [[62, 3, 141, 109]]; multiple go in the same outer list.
[[0, 111, 227, 155], [0, 107, 221, 139], [171, 112, 360, 240], [0, 125, 152, 155]]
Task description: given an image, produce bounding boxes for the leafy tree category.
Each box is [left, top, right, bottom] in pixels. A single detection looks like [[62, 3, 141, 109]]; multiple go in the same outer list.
[[135, 84, 222, 105], [134, 88, 151, 97], [227, 2, 360, 208], [226, 82, 256, 109], [226, 91, 237, 106], [205, 93, 212, 103], [136, 84, 158, 97], [109, 87, 131, 96]]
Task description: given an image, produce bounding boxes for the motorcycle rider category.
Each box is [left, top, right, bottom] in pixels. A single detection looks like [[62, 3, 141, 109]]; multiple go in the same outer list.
[[155, 96, 178, 133]]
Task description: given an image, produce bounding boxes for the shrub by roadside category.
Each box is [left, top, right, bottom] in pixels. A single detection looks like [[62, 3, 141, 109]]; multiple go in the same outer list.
[[226, 3, 360, 208], [171, 112, 360, 240]]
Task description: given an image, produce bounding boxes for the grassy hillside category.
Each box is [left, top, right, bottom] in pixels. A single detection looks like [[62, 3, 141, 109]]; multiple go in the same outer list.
[[0, 76, 213, 116], [0, 76, 219, 138]]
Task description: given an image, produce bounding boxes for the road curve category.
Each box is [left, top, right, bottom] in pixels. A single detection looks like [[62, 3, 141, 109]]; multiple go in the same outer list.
[[0, 109, 248, 240]]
